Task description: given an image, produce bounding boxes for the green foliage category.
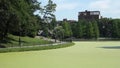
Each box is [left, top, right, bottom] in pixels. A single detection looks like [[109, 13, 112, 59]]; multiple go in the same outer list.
[[111, 19, 120, 38], [61, 21, 72, 38], [0, 0, 42, 40], [92, 21, 99, 39], [98, 18, 112, 37], [0, 0, 19, 41], [37, 0, 57, 38], [98, 18, 120, 38], [42, 26, 50, 37], [49, 18, 57, 30], [76, 21, 83, 38], [71, 20, 100, 39], [53, 26, 65, 41], [86, 22, 94, 39], [71, 23, 77, 37], [41, 0, 56, 23]]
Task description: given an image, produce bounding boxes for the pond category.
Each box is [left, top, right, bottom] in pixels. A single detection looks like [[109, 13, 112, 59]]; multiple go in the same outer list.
[[0, 41, 120, 68]]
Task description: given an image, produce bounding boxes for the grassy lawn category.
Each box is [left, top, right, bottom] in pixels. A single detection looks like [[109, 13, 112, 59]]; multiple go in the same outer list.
[[0, 41, 120, 68], [1, 34, 52, 47], [0, 43, 74, 53]]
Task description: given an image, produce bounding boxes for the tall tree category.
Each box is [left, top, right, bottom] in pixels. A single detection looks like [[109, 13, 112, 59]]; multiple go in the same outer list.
[[76, 20, 83, 38], [71, 23, 77, 38], [49, 18, 57, 30], [39, 0, 57, 37], [86, 22, 94, 39], [0, 0, 42, 43], [40, 0, 56, 24], [111, 19, 119, 38], [98, 18, 112, 37], [0, 0, 20, 41], [61, 21, 72, 38], [53, 26, 65, 42], [92, 21, 99, 39]]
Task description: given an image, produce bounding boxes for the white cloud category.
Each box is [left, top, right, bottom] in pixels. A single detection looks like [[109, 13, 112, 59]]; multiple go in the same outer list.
[[88, 0, 120, 18], [37, 0, 79, 11], [56, 3, 79, 11], [37, 0, 120, 19], [89, 0, 110, 10]]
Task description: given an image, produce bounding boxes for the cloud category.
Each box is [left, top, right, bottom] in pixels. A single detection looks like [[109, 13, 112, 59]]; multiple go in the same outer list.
[[89, 0, 110, 10], [37, 0, 79, 11], [38, 0, 120, 20], [56, 3, 79, 11], [88, 0, 120, 18]]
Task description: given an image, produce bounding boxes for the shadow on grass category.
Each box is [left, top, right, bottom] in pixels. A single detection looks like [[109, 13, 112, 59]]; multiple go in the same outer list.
[[100, 46, 120, 49], [3, 37, 27, 44], [0, 37, 27, 48]]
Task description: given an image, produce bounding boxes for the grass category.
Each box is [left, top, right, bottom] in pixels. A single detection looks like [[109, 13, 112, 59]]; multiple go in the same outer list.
[[0, 41, 120, 68], [0, 34, 74, 53], [0, 43, 74, 53], [1, 34, 52, 47]]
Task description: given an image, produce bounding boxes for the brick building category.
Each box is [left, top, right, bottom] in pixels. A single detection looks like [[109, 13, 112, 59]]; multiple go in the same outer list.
[[78, 10, 101, 21]]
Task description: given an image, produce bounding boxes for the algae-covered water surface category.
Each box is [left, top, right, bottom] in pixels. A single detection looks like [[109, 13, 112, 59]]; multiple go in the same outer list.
[[0, 41, 120, 68]]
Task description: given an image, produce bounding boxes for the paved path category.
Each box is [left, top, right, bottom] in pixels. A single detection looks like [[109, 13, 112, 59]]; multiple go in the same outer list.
[[35, 36, 60, 42], [8, 42, 67, 49]]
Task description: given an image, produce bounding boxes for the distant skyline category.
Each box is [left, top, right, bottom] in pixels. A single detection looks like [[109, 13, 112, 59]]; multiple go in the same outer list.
[[36, 0, 120, 20]]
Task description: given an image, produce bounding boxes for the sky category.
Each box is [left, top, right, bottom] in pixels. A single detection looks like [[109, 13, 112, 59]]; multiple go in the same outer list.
[[36, 0, 120, 21]]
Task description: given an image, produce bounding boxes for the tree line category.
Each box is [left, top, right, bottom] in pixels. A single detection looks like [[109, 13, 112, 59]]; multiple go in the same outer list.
[[98, 18, 120, 38], [60, 18, 120, 40], [0, 0, 120, 43]]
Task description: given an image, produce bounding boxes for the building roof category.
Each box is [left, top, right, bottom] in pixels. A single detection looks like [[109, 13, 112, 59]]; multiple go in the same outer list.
[[79, 10, 100, 16]]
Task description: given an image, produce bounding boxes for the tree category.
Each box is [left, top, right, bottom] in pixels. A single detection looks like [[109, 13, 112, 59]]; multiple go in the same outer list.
[[39, 0, 57, 37], [86, 22, 94, 39], [49, 18, 57, 30], [92, 21, 99, 39], [0, 0, 43, 46], [61, 21, 72, 38], [76, 20, 83, 38], [71, 22, 77, 38], [53, 26, 65, 42], [0, 0, 20, 41], [98, 18, 112, 37], [7, 0, 41, 37], [74, 20, 99, 39], [40, 0, 56, 24], [118, 20, 120, 38], [111, 19, 119, 38]]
